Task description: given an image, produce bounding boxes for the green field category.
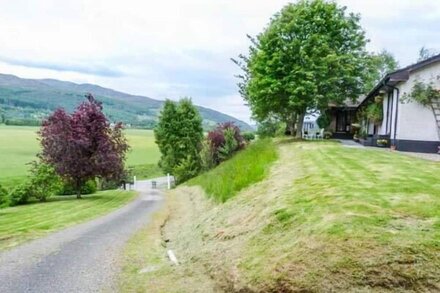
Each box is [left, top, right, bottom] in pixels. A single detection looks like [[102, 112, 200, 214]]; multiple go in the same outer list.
[[0, 125, 161, 188], [0, 190, 136, 250]]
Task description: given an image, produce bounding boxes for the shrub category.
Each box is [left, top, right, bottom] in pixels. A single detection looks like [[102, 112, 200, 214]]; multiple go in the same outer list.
[[218, 128, 239, 161], [323, 131, 333, 139], [365, 103, 383, 124], [317, 113, 331, 129], [207, 122, 245, 164], [0, 184, 9, 208], [257, 119, 285, 138], [200, 140, 216, 172], [9, 184, 31, 205], [28, 161, 62, 202], [60, 179, 97, 196], [173, 155, 201, 184], [402, 81, 440, 106], [242, 132, 256, 142]]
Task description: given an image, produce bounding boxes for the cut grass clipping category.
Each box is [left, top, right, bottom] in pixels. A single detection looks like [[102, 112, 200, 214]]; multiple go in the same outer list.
[[189, 138, 278, 202], [136, 140, 440, 292], [0, 190, 136, 250]]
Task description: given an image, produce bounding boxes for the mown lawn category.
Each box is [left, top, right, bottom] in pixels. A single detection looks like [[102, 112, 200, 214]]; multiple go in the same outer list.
[[0, 190, 136, 250], [123, 140, 440, 292], [0, 125, 161, 188]]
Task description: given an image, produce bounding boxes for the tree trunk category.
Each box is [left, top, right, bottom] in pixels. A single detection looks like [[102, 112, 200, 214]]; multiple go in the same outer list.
[[75, 179, 82, 199], [285, 112, 297, 136], [295, 112, 306, 139]]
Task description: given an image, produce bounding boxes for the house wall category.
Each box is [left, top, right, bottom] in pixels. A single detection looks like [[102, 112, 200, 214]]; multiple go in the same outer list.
[[395, 62, 440, 141], [390, 62, 440, 152]]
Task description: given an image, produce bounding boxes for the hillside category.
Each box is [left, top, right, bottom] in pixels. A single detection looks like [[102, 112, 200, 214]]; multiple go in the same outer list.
[[0, 73, 252, 130], [119, 140, 440, 292]]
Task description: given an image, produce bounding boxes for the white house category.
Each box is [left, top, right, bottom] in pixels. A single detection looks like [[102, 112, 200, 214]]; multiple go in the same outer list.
[[358, 54, 440, 153], [325, 55, 440, 153]]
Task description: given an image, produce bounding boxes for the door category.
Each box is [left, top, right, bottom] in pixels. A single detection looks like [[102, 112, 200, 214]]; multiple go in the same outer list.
[[336, 111, 346, 132]]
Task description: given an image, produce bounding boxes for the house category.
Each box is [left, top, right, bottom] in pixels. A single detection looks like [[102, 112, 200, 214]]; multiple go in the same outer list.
[[327, 54, 440, 153]]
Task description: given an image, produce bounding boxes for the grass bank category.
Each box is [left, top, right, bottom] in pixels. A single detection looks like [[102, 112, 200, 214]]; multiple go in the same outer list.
[[189, 138, 278, 202], [120, 140, 440, 292], [0, 190, 136, 250]]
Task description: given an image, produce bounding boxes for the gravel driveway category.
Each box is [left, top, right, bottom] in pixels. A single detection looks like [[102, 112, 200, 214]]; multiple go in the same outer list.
[[0, 179, 165, 293]]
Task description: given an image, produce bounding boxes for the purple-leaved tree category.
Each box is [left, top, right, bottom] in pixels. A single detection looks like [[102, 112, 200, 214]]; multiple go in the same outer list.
[[39, 94, 129, 198]]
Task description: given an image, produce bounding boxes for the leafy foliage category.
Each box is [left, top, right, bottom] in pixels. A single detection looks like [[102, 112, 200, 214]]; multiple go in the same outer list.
[[218, 128, 239, 162], [154, 98, 204, 183], [242, 132, 256, 142], [317, 113, 331, 129], [0, 184, 9, 208], [40, 94, 129, 198], [365, 103, 383, 124], [402, 81, 440, 106], [60, 179, 97, 196], [28, 161, 63, 202], [256, 118, 286, 138], [364, 50, 398, 92], [234, 0, 368, 137], [207, 122, 245, 164], [200, 140, 216, 172], [9, 184, 31, 205]]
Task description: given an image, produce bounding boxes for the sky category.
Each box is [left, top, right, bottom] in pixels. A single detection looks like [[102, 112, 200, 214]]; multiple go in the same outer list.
[[0, 0, 439, 124]]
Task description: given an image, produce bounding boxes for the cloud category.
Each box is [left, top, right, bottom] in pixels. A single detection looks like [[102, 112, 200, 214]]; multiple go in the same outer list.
[[0, 56, 124, 77], [0, 0, 440, 124]]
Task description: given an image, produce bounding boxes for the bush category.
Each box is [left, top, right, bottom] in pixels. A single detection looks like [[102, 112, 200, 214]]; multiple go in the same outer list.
[[28, 162, 62, 202], [200, 140, 216, 172], [0, 184, 9, 208], [60, 179, 97, 196], [365, 103, 383, 124], [257, 119, 285, 138], [207, 122, 245, 164], [9, 184, 31, 205], [317, 113, 331, 129], [323, 131, 333, 139], [173, 155, 201, 184], [242, 132, 256, 142], [218, 128, 239, 161]]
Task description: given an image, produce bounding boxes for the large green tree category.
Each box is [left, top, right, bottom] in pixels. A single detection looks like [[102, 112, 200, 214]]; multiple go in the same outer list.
[[235, 0, 369, 137], [364, 50, 399, 91], [154, 98, 203, 182]]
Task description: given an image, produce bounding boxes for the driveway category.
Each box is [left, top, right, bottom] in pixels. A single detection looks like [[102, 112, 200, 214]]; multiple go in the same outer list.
[[0, 179, 165, 293]]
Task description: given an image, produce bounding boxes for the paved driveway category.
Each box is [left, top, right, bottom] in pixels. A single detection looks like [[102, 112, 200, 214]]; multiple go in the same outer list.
[[0, 180, 164, 293]]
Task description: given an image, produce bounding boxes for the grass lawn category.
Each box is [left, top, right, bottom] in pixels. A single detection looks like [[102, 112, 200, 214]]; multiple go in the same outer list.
[[121, 140, 440, 292], [0, 125, 161, 188], [0, 190, 136, 250]]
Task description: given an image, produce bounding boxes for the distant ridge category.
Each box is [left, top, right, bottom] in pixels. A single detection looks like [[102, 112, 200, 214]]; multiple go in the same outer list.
[[0, 73, 252, 130]]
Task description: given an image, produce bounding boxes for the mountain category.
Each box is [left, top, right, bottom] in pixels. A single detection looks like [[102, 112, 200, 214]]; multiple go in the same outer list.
[[0, 73, 252, 130]]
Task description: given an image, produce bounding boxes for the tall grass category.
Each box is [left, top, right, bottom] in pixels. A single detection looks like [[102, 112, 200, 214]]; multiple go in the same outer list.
[[189, 138, 278, 202]]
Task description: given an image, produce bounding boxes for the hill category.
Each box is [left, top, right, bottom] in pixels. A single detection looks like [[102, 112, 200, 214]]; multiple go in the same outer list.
[[0, 73, 252, 130], [119, 140, 440, 292]]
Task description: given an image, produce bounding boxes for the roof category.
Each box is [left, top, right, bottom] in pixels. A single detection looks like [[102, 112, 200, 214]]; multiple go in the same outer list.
[[359, 53, 440, 108]]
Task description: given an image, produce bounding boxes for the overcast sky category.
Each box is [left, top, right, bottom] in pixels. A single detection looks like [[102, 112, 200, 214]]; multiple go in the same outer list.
[[0, 0, 439, 123]]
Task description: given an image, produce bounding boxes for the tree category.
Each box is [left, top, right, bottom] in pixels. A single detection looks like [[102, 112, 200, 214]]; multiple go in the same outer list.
[[40, 94, 129, 198], [234, 0, 368, 138], [364, 50, 399, 91], [418, 46, 438, 62], [154, 98, 203, 183]]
